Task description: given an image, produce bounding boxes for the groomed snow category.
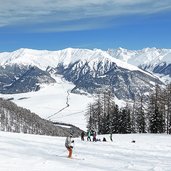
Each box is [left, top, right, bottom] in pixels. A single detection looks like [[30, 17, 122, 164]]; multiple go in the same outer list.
[[0, 131, 171, 171]]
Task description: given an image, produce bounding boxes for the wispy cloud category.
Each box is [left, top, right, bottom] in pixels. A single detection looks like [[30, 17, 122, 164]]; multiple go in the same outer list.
[[0, 0, 171, 31]]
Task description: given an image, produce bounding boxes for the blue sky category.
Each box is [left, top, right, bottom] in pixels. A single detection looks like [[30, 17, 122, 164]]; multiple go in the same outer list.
[[0, 0, 171, 52]]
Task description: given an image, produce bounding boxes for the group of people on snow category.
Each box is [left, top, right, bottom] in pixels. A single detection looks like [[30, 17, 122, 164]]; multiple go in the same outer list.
[[83, 130, 97, 142], [82, 130, 112, 142]]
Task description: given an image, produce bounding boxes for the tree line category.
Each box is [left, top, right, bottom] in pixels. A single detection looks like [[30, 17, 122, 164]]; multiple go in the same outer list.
[[85, 84, 171, 134]]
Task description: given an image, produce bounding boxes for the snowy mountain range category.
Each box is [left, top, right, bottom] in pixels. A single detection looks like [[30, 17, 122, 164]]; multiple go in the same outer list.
[[0, 47, 167, 100], [107, 47, 171, 79]]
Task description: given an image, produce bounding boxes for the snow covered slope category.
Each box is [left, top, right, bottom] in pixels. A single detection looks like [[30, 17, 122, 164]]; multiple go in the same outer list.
[[0, 74, 125, 131], [0, 131, 171, 171], [0, 75, 95, 131], [107, 47, 171, 67]]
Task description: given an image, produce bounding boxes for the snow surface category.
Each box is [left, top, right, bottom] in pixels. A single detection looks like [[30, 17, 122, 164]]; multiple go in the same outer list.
[[0, 131, 171, 171]]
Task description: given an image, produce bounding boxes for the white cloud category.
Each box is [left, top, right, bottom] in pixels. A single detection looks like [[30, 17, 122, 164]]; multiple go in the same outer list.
[[0, 0, 171, 31]]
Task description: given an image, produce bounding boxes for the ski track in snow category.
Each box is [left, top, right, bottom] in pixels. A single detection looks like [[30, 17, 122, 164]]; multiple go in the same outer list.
[[0, 132, 171, 171], [46, 90, 70, 120]]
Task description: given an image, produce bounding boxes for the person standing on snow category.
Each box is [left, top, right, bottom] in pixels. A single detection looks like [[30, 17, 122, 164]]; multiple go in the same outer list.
[[65, 134, 74, 158], [110, 133, 113, 142], [81, 131, 85, 141], [93, 131, 97, 142], [87, 130, 91, 141]]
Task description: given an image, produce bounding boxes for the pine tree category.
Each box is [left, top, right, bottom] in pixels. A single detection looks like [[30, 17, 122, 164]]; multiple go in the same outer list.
[[130, 99, 137, 133], [148, 85, 165, 133], [111, 104, 120, 133], [118, 105, 131, 134], [136, 95, 146, 133], [165, 84, 171, 134], [93, 94, 103, 134], [85, 103, 94, 131]]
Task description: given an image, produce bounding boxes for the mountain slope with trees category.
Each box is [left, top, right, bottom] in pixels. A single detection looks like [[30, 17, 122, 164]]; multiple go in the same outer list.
[[86, 84, 171, 134], [0, 98, 82, 136]]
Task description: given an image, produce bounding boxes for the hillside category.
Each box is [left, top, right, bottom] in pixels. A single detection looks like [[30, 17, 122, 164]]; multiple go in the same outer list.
[[0, 97, 82, 137], [0, 74, 95, 130]]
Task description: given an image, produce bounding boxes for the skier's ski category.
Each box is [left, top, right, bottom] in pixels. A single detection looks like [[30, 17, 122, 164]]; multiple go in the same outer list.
[[56, 155, 85, 160], [71, 157, 85, 160]]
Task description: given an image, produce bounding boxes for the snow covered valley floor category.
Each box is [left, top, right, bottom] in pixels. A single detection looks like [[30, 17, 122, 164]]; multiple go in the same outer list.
[[0, 132, 171, 171]]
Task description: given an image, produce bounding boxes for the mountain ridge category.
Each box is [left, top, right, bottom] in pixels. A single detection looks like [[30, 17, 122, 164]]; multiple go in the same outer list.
[[2, 47, 171, 70], [107, 47, 171, 77], [0, 47, 147, 72]]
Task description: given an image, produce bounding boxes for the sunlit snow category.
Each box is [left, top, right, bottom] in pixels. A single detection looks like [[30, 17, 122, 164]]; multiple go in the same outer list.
[[0, 131, 171, 171]]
